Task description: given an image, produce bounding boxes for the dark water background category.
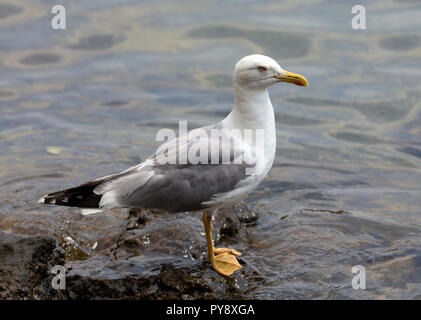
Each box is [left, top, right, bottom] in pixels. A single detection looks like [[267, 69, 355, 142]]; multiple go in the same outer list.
[[1, 0, 421, 299]]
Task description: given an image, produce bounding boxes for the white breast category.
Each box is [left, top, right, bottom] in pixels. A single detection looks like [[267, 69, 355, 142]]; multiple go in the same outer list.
[[202, 92, 277, 209]]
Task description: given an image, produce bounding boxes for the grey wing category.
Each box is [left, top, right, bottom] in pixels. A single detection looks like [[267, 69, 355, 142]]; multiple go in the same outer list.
[[96, 123, 256, 212]]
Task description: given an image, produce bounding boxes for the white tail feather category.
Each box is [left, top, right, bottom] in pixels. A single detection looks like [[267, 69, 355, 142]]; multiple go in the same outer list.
[[80, 208, 103, 215]]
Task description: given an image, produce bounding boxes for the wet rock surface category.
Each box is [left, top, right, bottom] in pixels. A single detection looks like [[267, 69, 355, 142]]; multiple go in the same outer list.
[[65, 204, 258, 299], [0, 232, 65, 299], [0, 204, 259, 299]]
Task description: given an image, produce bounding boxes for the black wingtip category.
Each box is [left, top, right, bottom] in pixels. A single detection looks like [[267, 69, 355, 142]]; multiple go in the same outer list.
[[39, 193, 60, 205], [38, 184, 102, 208]]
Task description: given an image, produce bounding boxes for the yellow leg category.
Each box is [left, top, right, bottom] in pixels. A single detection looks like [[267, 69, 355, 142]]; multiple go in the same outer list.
[[202, 211, 242, 276]]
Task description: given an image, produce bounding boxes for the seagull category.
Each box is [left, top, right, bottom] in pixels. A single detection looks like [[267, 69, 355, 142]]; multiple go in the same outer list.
[[39, 54, 308, 276]]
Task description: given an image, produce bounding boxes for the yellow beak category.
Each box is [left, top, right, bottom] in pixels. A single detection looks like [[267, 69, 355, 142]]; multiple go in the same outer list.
[[273, 70, 309, 87]]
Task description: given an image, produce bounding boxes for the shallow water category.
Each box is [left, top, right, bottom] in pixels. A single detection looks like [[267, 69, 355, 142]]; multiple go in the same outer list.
[[1, 0, 421, 299]]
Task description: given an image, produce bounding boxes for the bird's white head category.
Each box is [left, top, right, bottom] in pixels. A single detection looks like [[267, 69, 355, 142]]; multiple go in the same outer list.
[[234, 54, 309, 89]]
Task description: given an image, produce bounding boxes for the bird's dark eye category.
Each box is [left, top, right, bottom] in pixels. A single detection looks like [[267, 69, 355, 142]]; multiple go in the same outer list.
[[258, 66, 267, 72]]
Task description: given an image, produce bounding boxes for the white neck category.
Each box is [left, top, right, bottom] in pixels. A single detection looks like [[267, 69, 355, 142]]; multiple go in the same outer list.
[[221, 82, 277, 167], [224, 82, 275, 130]]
